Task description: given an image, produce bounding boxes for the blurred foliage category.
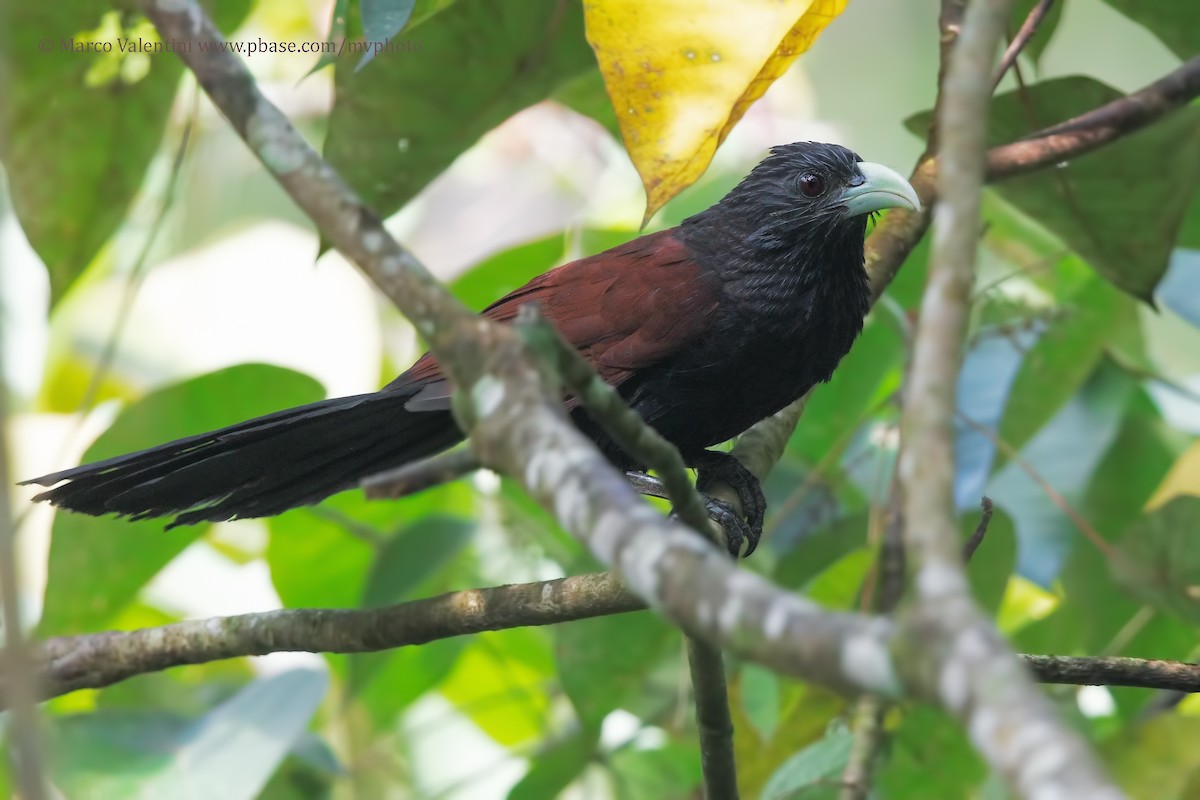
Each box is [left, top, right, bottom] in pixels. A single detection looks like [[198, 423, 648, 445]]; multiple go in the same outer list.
[[3, 0, 1200, 797]]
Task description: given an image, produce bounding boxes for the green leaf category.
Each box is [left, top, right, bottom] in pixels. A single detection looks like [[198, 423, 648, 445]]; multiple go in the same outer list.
[[508, 727, 597, 800], [1112, 496, 1200, 624], [740, 663, 781, 742], [761, 725, 852, 800], [347, 514, 475, 727], [360, 514, 475, 607], [267, 481, 475, 608], [39, 364, 324, 636], [324, 0, 597, 221], [357, 0, 416, 69], [46, 670, 328, 800], [451, 234, 566, 311], [555, 610, 675, 730], [1098, 0, 1200, 60], [878, 706, 985, 797], [997, 274, 1132, 458], [607, 742, 703, 800], [440, 629, 555, 746], [908, 77, 1200, 301], [1103, 713, 1200, 799], [1, 1, 252, 304], [775, 513, 869, 591]]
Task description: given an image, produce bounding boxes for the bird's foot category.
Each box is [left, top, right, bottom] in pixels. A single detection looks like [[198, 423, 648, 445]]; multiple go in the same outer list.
[[624, 470, 753, 556], [697, 495, 756, 558], [694, 451, 766, 558]]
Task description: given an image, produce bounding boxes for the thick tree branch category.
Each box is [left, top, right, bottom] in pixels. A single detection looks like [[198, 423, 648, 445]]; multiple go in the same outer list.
[[897, 0, 1121, 796]]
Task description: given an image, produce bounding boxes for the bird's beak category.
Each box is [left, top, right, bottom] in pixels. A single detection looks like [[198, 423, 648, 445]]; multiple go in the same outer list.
[[841, 162, 922, 217]]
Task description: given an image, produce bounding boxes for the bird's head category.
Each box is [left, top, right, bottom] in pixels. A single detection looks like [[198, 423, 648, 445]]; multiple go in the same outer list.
[[681, 142, 920, 319]]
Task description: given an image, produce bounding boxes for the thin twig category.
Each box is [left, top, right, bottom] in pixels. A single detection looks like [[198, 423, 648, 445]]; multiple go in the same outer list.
[[988, 56, 1200, 181], [363, 449, 482, 499], [993, 0, 1056, 89], [838, 695, 888, 800], [956, 411, 1114, 558], [961, 496, 994, 563]]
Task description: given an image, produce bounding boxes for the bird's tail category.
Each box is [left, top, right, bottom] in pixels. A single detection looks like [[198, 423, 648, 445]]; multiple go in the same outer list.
[[21, 389, 462, 528]]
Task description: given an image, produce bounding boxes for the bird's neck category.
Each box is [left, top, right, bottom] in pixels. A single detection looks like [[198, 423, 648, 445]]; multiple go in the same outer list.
[[680, 212, 871, 340]]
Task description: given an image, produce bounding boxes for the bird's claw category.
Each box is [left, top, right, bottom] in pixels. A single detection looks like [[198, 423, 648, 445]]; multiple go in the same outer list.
[[702, 495, 757, 558], [695, 452, 767, 558]]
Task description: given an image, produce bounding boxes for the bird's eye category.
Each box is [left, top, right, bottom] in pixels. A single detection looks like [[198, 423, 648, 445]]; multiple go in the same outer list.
[[798, 173, 824, 197]]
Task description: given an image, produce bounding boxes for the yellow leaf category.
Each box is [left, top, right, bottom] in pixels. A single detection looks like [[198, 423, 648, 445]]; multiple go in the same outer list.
[[584, 0, 848, 222], [1147, 440, 1200, 510]]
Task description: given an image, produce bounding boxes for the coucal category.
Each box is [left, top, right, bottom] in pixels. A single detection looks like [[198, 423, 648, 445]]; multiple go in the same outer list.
[[24, 142, 919, 556]]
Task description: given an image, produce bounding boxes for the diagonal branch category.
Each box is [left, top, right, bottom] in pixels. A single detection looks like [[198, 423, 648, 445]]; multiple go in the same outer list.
[[993, 0, 1056, 88]]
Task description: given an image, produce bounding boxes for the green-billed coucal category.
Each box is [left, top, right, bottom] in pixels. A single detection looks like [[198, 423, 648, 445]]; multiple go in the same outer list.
[[24, 142, 919, 556]]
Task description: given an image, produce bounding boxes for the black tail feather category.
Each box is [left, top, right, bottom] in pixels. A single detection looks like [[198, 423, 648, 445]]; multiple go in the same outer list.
[[21, 390, 463, 527]]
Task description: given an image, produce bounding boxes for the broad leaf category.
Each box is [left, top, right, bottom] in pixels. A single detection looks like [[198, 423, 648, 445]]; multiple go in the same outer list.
[[1098, 0, 1200, 60], [1113, 496, 1200, 624], [325, 0, 597, 221], [907, 77, 1200, 301], [508, 727, 597, 800], [1, 1, 252, 304], [357, 0, 417, 69], [555, 609, 675, 730], [584, 0, 848, 220], [39, 365, 324, 635], [46, 671, 328, 800]]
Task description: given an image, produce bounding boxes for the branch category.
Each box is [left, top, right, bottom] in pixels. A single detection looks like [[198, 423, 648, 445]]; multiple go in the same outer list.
[[988, 55, 1200, 180], [1025, 655, 1200, 692], [12, 573, 641, 704], [993, 0, 1055, 89], [896, 0, 1121, 796], [11, 574, 1200, 706], [363, 449, 482, 499], [961, 496, 994, 562]]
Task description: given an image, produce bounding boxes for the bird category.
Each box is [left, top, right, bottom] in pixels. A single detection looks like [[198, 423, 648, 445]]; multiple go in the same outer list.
[[23, 142, 919, 557]]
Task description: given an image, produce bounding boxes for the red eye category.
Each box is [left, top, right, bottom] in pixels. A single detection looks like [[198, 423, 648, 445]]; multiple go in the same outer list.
[[799, 173, 824, 197]]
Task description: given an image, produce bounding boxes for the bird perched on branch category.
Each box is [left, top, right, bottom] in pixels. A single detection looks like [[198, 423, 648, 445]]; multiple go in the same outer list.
[[24, 142, 919, 557]]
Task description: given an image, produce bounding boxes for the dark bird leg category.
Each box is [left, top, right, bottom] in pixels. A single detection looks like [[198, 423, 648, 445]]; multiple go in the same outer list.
[[693, 451, 766, 557], [624, 454, 764, 558]]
